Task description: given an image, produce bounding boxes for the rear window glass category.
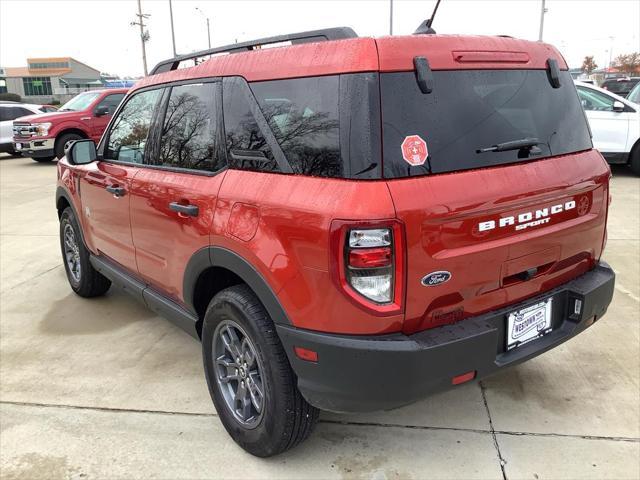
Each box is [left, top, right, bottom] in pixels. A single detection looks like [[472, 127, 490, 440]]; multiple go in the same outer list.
[[250, 76, 341, 177], [381, 70, 592, 178]]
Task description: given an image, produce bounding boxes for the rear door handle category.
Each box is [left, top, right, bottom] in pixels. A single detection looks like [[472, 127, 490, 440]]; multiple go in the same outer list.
[[169, 202, 199, 217], [106, 185, 125, 197]]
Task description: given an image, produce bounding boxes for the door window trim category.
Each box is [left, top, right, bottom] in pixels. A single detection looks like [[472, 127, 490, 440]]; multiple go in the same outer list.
[[97, 85, 165, 164], [98, 79, 228, 177]]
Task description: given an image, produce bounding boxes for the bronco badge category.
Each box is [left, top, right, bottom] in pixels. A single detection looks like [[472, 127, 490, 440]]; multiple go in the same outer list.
[[421, 271, 452, 286]]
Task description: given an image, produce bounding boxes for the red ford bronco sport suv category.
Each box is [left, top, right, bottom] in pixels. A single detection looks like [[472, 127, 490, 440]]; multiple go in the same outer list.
[[13, 88, 128, 162], [56, 27, 615, 457]]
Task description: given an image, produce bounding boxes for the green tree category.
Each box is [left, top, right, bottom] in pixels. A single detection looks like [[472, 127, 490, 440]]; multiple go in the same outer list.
[[581, 56, 598, 74]]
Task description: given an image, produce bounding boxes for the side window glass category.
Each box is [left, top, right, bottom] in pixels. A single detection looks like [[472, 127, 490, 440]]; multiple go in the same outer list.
[[3, 107, 32, 121], [222, 78, 279, 172], [154, 83, 224, 172], [577, 88, 614, 111], [251, 76, 341, 177], [104, 89, 161, 164], [16, 108, 33, 117], [96, 94, 125, 115]]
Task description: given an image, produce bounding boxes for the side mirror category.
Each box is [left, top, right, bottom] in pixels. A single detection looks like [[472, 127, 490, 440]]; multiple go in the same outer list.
[[94, 105, 109, 117], [612, 100, 625, 112], [66, 139, 97, 165]]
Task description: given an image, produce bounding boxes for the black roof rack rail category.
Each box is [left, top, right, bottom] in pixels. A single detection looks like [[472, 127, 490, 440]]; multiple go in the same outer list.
[[150, 27, 358, 76]]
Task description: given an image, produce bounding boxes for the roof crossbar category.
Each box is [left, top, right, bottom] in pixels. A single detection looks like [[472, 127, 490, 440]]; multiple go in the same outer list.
[[150, 27, 358, 75]]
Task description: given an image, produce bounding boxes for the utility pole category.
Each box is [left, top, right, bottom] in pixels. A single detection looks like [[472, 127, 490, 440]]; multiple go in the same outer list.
[[169, 0, 177, 56], [538, 0, 547, 41], [131, 0, 150, 75], [206, 17, 211, 48], [389, 0, 393, 35], [195, 7, 212, 49]]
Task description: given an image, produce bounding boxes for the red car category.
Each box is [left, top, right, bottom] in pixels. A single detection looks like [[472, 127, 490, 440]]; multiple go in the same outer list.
[[13, 88, 128, 162], [56, 27, 615, 457]]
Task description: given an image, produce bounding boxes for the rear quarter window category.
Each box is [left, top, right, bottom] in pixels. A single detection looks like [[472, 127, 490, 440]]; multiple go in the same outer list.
[[222, 77, 280, 173], [221, 74, 381, 179], [250, 76, 341, 177]]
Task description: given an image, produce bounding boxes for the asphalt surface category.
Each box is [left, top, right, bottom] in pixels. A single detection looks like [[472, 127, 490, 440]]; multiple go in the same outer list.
[[0, 154, 638, 479]]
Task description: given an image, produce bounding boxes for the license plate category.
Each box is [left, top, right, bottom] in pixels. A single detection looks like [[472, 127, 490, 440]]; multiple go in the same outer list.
[[506, 298, 553, 351], [15, 143, 22, 150]]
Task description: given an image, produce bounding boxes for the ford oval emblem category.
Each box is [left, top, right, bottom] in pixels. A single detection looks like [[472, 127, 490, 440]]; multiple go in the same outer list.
[[421, 271, 452, 287]]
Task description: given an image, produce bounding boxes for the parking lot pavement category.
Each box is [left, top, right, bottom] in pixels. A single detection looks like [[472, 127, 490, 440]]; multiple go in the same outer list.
[[1, 155, 638, 479]]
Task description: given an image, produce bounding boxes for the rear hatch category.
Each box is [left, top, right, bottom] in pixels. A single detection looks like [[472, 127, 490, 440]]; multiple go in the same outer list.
[[377, 36, 611, 334]]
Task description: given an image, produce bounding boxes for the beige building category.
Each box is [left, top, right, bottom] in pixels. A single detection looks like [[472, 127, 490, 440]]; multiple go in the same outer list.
[[4, 57, 103, 103]]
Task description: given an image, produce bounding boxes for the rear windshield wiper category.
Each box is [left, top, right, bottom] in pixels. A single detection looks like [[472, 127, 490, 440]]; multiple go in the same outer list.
[[476, 138, 541, 154]]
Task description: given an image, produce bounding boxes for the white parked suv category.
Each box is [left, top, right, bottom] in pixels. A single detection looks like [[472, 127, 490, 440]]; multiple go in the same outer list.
[[0, 102, 56, 155], [574, 81, 640, 175]]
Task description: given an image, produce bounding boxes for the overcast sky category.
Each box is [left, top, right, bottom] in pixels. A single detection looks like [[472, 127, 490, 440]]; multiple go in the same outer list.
[[1, 0, 638, 77]]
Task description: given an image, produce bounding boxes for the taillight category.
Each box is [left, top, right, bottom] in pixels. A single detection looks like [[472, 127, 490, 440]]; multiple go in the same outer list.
[[330, 220, 405, 315]]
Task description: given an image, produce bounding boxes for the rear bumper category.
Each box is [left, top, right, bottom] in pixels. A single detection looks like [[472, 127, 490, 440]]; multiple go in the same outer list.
[[601, 152, 629, 164], [14, 138, 55, 158], [278, 261, 615, 413], [0, 142, 15, 153]]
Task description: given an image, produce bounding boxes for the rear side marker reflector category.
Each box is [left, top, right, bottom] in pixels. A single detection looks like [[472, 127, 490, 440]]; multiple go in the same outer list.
[[452, 371, 476, 385], [294, 347, 318, 363]]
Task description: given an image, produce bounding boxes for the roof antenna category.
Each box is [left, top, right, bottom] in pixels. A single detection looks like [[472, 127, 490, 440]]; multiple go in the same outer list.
[[414, 0, 442, 35]]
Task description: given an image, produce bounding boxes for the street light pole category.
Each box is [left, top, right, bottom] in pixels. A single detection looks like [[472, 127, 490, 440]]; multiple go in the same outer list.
[[389, 0, 393, 35], [538, 0, 547, 41], [168, 0, 177, 56]]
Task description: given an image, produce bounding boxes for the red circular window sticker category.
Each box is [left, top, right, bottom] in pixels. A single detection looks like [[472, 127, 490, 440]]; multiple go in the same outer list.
[[401, 135, 429, 166]]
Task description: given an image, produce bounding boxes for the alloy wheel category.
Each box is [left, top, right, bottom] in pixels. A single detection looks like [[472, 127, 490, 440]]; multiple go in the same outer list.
[[213, 320, 266, 428], [63, 223, 81, 283]]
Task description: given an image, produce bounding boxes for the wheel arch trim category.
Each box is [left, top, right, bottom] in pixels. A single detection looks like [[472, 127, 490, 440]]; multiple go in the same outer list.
[[184, 246, 291, 326], [55, 186, 87, 248]]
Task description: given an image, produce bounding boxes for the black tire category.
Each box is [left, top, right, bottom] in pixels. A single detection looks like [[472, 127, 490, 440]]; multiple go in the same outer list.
[[629, 146, 640, 176], [55, 133, 83, 159], [59, 207, 111, 297], [32, 156, 55, 163], [202, 285, 319, 457]]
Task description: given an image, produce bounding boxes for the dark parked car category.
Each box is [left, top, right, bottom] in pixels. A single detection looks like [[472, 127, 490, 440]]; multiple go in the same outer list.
[[601, 77, 640, 98]]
